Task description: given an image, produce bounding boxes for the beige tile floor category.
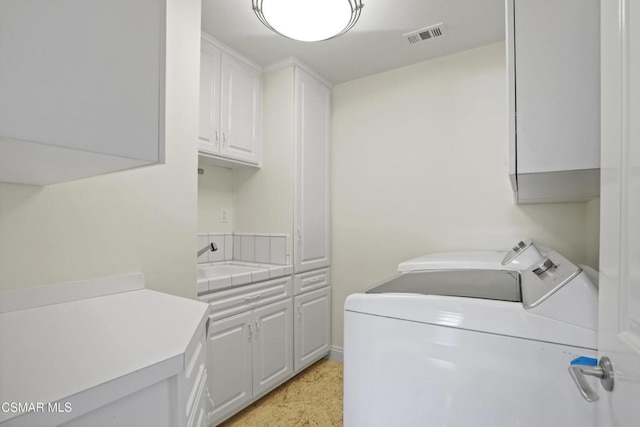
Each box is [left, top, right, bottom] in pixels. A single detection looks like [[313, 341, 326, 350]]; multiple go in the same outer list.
[[218, 359, 343, 427]]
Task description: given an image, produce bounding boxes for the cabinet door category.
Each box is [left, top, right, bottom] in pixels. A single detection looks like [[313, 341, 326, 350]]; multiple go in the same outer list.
[[513, 0, 600, 174], [220, 54, 261, 164], [293, 68, 331, 273], [0, 0, 164, 185], [294, 286, 331, 372], [252, 298, 293, 397], [198, 44, 221, 155], [61, 379, 173, 427], [207, 312, 253, 425]]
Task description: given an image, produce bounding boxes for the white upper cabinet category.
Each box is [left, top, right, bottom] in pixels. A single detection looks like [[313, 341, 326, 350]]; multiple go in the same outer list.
[[198, 44, 221, 154], [294, 68, 331, 273], [220, 55, 261, 163], [198, 34, 261, 167], [0, 0, 165, 185], [507, 0, 600, 203]]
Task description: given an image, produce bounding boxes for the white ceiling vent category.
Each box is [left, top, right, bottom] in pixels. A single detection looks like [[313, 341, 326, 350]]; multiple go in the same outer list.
[[403, 23, 446, 44]]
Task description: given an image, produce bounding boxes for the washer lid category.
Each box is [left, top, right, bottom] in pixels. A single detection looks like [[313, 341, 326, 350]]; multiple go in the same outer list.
[[345, 292, 596, 350], [367, 269, 520, 303], [397, 251, 508, 272]]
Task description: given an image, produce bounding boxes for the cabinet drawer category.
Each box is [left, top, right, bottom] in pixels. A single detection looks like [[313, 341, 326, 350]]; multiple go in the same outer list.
[[294, 268, 330, 295], [184, 322, 207, 420], [207, 276, 293, 321]]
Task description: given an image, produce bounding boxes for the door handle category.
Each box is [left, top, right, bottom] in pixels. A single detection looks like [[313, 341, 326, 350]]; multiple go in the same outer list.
[[568, 356, 614, 402]]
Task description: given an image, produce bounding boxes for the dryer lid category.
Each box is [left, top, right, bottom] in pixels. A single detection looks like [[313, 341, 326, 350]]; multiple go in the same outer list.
[[367, 269, 521, 303]]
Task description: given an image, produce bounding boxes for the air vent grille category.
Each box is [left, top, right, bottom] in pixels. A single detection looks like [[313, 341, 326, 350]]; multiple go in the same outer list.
[[403, 23, 446, 44]]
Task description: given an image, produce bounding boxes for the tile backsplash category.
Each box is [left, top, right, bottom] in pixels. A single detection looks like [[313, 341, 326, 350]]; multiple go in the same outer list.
[[198, 232, 290, 265], [198, 233, 233, 264]]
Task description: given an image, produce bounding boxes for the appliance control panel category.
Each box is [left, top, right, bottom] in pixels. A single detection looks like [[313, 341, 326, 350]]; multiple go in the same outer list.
[[501, 239, 544, 269], [520, 251, 582, 308]]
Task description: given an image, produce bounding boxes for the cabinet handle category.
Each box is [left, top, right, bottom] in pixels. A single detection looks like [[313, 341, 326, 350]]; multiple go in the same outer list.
[[206, 387, 216, 414], [296, 229, 302, 245], [222, 132, 227, 147], [255, 320, 260, 337], [297, 303, 302, 320], [247, 323, 253, 341], [244, 294, 261, 303], [215, 130, 219, 142]]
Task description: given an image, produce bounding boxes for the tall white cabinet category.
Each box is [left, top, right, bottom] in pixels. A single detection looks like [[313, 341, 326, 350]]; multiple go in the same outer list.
[[294, 69, 332, 274], [507, 0, 600, 203], [210, 61, 333, 425], [199, 34, 261, 167], [235, 61, 333, 370]]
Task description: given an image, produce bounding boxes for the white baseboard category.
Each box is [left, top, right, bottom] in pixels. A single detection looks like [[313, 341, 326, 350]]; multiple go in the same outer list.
[[327, 345, 344, 363]]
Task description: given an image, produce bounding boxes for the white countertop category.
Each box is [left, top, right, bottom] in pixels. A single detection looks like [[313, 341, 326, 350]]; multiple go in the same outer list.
[[197, 261, 293, 294], [0, 287, 209, 423]]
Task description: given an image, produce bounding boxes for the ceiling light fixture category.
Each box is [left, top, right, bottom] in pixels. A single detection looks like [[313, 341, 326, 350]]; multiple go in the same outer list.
[[252, 0, 364, 42]]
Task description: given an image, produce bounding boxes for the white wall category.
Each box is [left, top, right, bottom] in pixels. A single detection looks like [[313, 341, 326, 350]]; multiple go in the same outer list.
[[198, 164, 234, 233], [585, 198, 601, 268], [0, 0, 201, 299], [331, 42, 597, 347]]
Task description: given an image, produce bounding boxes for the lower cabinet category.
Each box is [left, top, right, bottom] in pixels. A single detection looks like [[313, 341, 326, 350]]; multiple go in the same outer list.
[[207, 311, 253, 424], [294, 286, 331, 372], [180, 320, 209, 427], [252, 299, 294, 396], [208, 298, 293, 426], [53, 312, 209, 427]]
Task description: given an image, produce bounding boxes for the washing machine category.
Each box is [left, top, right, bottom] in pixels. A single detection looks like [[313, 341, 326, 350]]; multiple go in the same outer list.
[[344, 241, 598, 427]]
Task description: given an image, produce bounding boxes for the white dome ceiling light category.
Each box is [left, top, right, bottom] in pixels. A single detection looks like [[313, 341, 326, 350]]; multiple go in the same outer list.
[[252, 0, 364, 42]]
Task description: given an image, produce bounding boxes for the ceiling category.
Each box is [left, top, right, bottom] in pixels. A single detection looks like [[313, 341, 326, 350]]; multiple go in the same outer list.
[[201, 0, 506, 84]]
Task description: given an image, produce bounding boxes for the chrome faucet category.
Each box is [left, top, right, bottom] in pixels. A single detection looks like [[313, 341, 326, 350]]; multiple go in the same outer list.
[[197, 242, 218, 257]]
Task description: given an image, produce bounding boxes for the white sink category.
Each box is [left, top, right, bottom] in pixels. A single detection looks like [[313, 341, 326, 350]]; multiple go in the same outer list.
[[198, 264, 261, 280]]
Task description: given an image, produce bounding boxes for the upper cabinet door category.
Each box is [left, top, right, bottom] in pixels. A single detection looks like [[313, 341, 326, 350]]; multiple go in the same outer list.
[[198, 45, 221, 155], [508, 0, 600, 203], [0, 0, 165, 185], [514, 0, 600, 173], [293, 68, 331, 273], [219, 54, 261, 165]]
